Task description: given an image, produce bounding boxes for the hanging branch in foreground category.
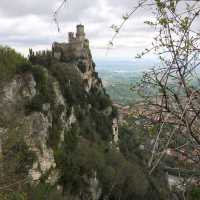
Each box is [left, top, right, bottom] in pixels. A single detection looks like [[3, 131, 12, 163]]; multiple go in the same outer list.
[[107, 0, 150, 54], [53, 0, 68, 32], [134, 0, 200, 172], [108, 0, 200, 52]]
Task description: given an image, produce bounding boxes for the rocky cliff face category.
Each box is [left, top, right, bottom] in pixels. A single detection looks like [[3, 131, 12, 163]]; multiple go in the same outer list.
[[0, 35, 169, 200], [0, 44, 113, 199]]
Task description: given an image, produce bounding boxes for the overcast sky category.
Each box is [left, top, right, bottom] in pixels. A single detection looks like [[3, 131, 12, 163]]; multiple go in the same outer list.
[[0, 0, 156, 60]]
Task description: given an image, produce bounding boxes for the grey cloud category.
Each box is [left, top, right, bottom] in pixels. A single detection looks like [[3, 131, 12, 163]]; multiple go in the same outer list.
[[0, 0, 56, 17], [0, 0, 157, 58], [0, 0, 104, 22], [0, 33, 53, 46]]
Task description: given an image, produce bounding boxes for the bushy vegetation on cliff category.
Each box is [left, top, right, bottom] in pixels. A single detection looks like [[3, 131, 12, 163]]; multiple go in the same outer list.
[[0, 46, 170, 200], [0, 46, 28, 81]]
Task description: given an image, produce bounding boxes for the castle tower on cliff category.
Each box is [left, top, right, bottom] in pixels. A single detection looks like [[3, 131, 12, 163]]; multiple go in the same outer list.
[[53, 24, 89, 60], [68, 24, 86, 43], [76, 24, 85, 41]]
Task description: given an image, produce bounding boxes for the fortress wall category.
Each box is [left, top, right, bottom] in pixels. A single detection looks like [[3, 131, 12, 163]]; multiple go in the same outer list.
[[70, 41, 84, 50]]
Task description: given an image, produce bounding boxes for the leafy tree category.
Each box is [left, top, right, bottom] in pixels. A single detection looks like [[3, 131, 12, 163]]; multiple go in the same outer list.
[[109, 0, 200, 198]]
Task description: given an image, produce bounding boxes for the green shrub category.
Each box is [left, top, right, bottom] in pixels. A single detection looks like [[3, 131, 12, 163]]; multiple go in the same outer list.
[[16, 62, 32, 74], [91, 109, 112, 140], [111, 106, 118, 118], [189, 186, 200, 200], [3, 137, 36, 176], [28, 183, 63, 200], [0, 192, 27, 200], [99, 95, 112, 110], [31, 65, 49, 97], [1, 126, 36, 192], [55, 132, 148, 199], [29, 183, 52, 200], [48, 104, 65, 149], [56, 137, 105, 195], [26, 65, 53, 113], [0, 46, 28, 81], [26, 94, 45, 112], [47, 62, 86, 106]]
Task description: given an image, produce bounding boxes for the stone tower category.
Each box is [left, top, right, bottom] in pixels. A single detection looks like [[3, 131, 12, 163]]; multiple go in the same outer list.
[[68, 32, 75, 43], [76, 24, 85, 41]]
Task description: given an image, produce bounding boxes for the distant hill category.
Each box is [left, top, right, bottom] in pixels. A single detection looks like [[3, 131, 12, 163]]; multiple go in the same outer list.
[[95, 59, 149, 105], [98, 71, 141, 105]]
